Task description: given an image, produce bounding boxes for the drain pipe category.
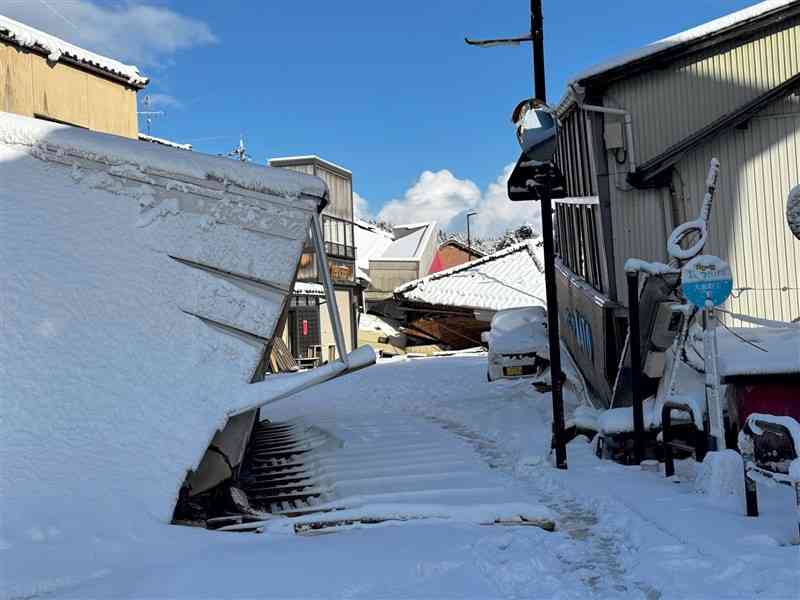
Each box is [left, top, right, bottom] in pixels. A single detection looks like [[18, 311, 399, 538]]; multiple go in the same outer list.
[[569, 84, 636, 173]]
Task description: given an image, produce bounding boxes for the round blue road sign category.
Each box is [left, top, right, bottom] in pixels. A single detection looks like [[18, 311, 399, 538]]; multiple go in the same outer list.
[[681, 255, 733, 307]]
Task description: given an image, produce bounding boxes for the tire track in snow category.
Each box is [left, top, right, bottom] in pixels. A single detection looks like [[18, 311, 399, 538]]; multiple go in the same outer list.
[[425, 416, 661, 600]]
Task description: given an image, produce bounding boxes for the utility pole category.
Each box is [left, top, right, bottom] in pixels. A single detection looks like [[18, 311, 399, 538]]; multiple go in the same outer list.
[[466, 211, 478, 257], [467, 0, 568, 469]]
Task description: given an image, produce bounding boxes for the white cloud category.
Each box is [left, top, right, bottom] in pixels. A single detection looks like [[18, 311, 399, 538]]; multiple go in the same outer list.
[[473, 164, 542, 237], [353, 192, 371, 220], [376, 165, 541, 237], [377, 170, 481, 227], [0, 1, 217, 66]]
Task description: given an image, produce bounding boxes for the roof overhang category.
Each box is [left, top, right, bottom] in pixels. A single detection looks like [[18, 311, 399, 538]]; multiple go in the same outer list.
[[579, 1, 800, 91], [0, 23, 149, 89]]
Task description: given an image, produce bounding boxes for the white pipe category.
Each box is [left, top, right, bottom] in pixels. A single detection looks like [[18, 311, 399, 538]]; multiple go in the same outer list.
[[311, 211, 350, 368], [568, 85, 637, 173]]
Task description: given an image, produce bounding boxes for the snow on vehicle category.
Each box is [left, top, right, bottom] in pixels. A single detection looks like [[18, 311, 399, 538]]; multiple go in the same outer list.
[[483, 306, 549, 381]]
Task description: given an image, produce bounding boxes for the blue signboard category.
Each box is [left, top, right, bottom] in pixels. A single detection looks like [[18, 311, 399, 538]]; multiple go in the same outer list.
[[681, 255, 733, 307]]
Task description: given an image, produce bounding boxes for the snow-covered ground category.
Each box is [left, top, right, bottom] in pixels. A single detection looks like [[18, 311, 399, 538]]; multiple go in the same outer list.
[[3, 354, 797, 599]]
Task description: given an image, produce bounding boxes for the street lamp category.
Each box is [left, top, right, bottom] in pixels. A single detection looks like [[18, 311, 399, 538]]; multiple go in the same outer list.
[[466, 211, 478, 257], [466, 0, 569, 470]]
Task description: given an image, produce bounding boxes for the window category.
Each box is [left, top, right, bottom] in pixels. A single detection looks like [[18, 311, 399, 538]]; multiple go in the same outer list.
[[555, 199, 604, 290], [553, 108, 606, 293], [322, 214, 355, 259]]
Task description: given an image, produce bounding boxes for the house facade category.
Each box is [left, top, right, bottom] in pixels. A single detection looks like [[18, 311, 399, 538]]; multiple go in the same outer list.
[[551, 1, 800, 404], [269, 155, 359, 364], [428, 239, 485, 274], [0, 15, 147, 138]]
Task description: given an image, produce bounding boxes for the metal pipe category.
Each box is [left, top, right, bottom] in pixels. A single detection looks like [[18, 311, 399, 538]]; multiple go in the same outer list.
[[311, 211, 349, 367], [466, 211, 477, 257], [626, 269, 645, 464], [569, 84, 637, 173]]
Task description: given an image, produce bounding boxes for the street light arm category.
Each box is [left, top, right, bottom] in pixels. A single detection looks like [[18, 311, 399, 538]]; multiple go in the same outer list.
[[465, 35, 532, 47]]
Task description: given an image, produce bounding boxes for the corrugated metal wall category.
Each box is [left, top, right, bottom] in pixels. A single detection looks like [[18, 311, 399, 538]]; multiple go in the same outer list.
[[607, 17, 800, 162], [604, 16, 800, 311], [676, 93, 800, 322]]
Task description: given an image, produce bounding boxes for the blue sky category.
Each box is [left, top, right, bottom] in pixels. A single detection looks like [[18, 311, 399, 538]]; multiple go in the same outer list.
[[2, 0, 766, 234]]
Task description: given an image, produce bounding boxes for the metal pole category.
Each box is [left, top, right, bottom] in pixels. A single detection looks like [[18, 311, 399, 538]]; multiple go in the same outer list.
[[530, 0, 566, 469], [467, 215, 471, 257], [626, 270, 645, 464], [531, 0, 546, 102], [311, 211, 350, 367]]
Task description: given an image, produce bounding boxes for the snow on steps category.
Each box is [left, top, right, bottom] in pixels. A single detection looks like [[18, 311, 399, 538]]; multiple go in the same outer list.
[[229, 415, 557, 535]]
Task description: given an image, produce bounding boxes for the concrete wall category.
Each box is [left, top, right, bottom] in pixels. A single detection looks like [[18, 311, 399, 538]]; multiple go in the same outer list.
[[1, 41, 139, 138], [368, 259, 420, 293]]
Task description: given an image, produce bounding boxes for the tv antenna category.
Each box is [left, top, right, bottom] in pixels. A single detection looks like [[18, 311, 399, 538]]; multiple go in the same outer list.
[[138, 95, 165, 136], [227, 134, 252, 162]]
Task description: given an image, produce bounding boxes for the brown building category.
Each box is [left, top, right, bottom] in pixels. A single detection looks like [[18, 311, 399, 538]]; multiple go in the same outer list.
[[428, 239, 485, 274], [0, 14, 147, 138]]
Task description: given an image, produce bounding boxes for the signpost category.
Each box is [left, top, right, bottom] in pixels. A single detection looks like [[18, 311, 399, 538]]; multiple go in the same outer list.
[[681, 255, 733, 450]]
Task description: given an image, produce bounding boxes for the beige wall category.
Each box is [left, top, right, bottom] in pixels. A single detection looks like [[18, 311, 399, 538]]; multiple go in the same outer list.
[[0, 41, 138, 138], [319, 288, 354, 360]]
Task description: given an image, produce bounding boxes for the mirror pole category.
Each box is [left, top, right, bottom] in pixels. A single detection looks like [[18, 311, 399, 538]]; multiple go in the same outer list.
[[531, 0, 567, 469]]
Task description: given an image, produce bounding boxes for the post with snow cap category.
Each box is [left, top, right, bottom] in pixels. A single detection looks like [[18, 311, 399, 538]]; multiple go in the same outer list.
[[625, 266, 646, 464]]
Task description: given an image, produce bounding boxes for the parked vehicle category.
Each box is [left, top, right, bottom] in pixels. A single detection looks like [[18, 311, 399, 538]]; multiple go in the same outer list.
[[483, 306, 549, 382]]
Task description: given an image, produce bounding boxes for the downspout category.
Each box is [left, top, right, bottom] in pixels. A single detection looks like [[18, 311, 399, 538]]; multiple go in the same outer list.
[[568, 83, 637, 173]]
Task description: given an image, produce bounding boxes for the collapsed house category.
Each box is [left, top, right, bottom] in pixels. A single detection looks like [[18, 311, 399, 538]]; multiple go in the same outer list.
[[393, 241, 547, 348], [0, 112, 374, 544]]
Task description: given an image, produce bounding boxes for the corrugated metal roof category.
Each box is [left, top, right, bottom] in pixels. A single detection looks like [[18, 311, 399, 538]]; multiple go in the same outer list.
[[394, 241, 547, 311]]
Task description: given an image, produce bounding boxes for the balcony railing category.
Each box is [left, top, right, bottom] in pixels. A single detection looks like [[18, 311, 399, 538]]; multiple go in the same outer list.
[[322, 214, 355, 260]]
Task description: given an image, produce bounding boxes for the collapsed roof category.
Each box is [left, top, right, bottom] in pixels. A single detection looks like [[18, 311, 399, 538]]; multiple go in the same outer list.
[[394, 241, 547, 312], [0, 112, 335, 548]]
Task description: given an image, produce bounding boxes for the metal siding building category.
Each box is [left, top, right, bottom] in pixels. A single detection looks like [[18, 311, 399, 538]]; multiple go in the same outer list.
[[552, 1, 800, 404]]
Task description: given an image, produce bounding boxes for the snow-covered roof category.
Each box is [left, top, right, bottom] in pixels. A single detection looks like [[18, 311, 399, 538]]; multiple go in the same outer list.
[[269, 154, 352, 177], [717, 326, 800, 380], [0, 14, 148, 88], [294, 281, 325, 296], [372, 221, 437, 262], [354, 218, 394, 280], [395, 241, 547, 312], [359, 312, 403, 338], [0, 112, 336, 550], [569, 1, 796, 86], [0, 112, 328, 200], [139, 133, 192, 151]]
